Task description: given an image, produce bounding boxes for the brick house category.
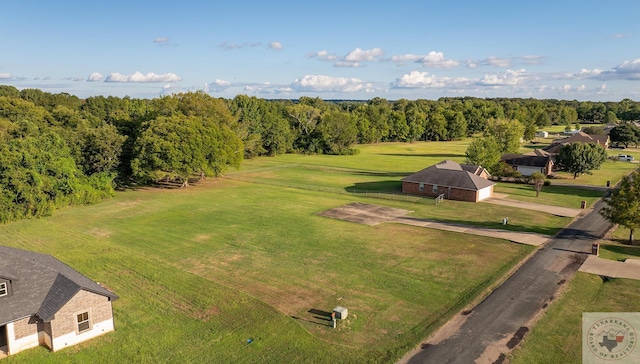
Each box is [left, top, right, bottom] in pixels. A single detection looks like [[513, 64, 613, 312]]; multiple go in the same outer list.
[[501, 149, 555, 177], [0, 246, 118, 357], [401, 160, 496, 202]]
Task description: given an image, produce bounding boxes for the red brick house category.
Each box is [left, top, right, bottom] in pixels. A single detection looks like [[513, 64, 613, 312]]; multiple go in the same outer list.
[[0, 246, 118, 357], [401, 160, 496, 202]]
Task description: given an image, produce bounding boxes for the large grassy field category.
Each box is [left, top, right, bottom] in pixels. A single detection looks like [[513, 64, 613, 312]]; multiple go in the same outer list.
[[2, 141, 543, 364], [0, 141, 631, 363]]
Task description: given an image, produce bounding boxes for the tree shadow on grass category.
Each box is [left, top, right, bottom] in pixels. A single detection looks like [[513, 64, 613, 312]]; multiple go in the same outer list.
[[345, 181, 403, 194], [601, 244, 640, 258]]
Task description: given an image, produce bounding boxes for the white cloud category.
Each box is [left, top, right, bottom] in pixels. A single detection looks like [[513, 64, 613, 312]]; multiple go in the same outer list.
[[335, 47, 385, 68], [154, 37, 170, 44], [521, 55, 543, 65], [577, 84, 586, 91], [392, 71, 470, 88], [478, 69, 527, 86], [390, 54, 423, 64], [562, 84, 571, 92], [204, 79, 232, 92], [335, 61, 360, 68], [87, 72, 104, 82], [105, 71, 181, 83], [344, 47, 384, 62], [0, 73, 12, 79], [306, 50, 337, 61], [416, 51, 459, 68], [218, 42, 262, 50], [291, 74, 365, 92], [484, 56, 511, 67], [563, 59, 640, 81], [597, 83, 608, 94], [268, 41, 283, 50]]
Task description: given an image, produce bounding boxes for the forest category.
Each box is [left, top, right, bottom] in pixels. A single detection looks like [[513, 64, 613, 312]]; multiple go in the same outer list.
[[1, 84, 640, 223]]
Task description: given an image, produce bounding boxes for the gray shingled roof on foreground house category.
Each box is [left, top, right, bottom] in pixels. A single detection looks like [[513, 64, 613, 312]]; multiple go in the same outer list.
[[0, 246, 118, 326], [401, 160, 495, 190]]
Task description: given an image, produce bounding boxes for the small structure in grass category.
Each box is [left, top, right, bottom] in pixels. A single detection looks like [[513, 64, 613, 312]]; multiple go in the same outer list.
[[333, 306, 348, 320]]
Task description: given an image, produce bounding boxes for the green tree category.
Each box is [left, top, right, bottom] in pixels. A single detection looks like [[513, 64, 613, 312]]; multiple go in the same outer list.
[[131, 115, 242, 187], [445, 111, 467, 140], [319, 111, 358, 155], [80, 124, 126, 175], [556, 142, 607, 179], [600, 171, 640, 244], [530, 172, 545, 197], [610, 123, 639, 148], [485, 118, 524, 153], [464, 136, 502, 171], [582, 126, 604, 135]]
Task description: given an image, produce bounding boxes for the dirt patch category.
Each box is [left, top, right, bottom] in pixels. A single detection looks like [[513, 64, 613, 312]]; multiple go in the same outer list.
[[317, 202, 412, 226], [88, 228, 112, 238], [192, 306, 221, 321]]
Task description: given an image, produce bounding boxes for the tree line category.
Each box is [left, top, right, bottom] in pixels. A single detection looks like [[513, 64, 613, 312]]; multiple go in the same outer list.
[[2, 84, 640, 222]]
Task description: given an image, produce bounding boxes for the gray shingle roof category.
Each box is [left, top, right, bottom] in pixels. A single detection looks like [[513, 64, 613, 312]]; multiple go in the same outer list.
[[401, 160, 495, 191], [0, 246, 118, 325]]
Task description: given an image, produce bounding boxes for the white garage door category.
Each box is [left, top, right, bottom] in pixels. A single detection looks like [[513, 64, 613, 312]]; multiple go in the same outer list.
[[477, 186, 493, 201]]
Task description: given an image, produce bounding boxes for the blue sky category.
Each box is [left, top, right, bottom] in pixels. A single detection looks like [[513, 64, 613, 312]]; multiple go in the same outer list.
[[2, 0, 640, 101]]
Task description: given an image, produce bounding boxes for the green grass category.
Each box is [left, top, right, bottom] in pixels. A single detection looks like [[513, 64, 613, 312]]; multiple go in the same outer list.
[[509, 273, 640, 364], [597, 226, 640, 261], [494, 183, 604, 209], [548, 159, 637, 187], [1, 178, 534, 363], [0, 140, 623, 363]]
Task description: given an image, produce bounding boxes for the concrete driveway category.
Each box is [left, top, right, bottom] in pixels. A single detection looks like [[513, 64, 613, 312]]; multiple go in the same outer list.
[[483, 194, 585, 218], [579, 255, 640, 280], [317, 202, 550, 246]]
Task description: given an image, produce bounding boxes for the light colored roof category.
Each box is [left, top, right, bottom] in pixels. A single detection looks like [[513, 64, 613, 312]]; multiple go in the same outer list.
[[401, 160, 495, 191], [0, 246, 118, 325], [523, 149, 553, 157]]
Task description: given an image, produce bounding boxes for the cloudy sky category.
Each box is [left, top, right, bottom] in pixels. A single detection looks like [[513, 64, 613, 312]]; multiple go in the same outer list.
[[2, 0, 640, 101]]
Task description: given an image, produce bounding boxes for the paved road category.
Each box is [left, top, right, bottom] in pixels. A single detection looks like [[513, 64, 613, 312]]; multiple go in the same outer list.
[[401, 200, 612, 364]]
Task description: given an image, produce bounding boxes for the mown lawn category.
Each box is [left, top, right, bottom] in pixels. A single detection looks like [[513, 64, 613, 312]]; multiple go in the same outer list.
[[0, 178, 534, 363], [598, 225, 640, 261], [494, 183, 604, 209], [509, 273, 640, 364]]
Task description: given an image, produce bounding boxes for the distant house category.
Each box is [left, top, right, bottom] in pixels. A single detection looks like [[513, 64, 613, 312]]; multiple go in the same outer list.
[[501, 149, 555, 177], [0, 246, 118, 357], [401, 160, 495, 202], [535, 131, 548, 138], [545, 131, 610, 153]]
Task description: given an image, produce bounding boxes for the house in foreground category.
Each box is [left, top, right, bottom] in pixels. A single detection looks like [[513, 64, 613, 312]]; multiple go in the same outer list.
[[402, 160, 495, 202], [0, 246, 118, 357]]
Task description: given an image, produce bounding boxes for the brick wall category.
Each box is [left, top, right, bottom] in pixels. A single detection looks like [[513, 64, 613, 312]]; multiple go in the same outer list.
[[13, 316, 37, 340], [49, 290, 113, 337], [402, 182, 478, 202]]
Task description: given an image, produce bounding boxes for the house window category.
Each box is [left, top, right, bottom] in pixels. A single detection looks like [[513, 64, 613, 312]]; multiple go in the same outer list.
[[433, 184, 438, 193], [0, 282, 6, 297], [77, 312, 91, 333], [419, 183, 424, 192]]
